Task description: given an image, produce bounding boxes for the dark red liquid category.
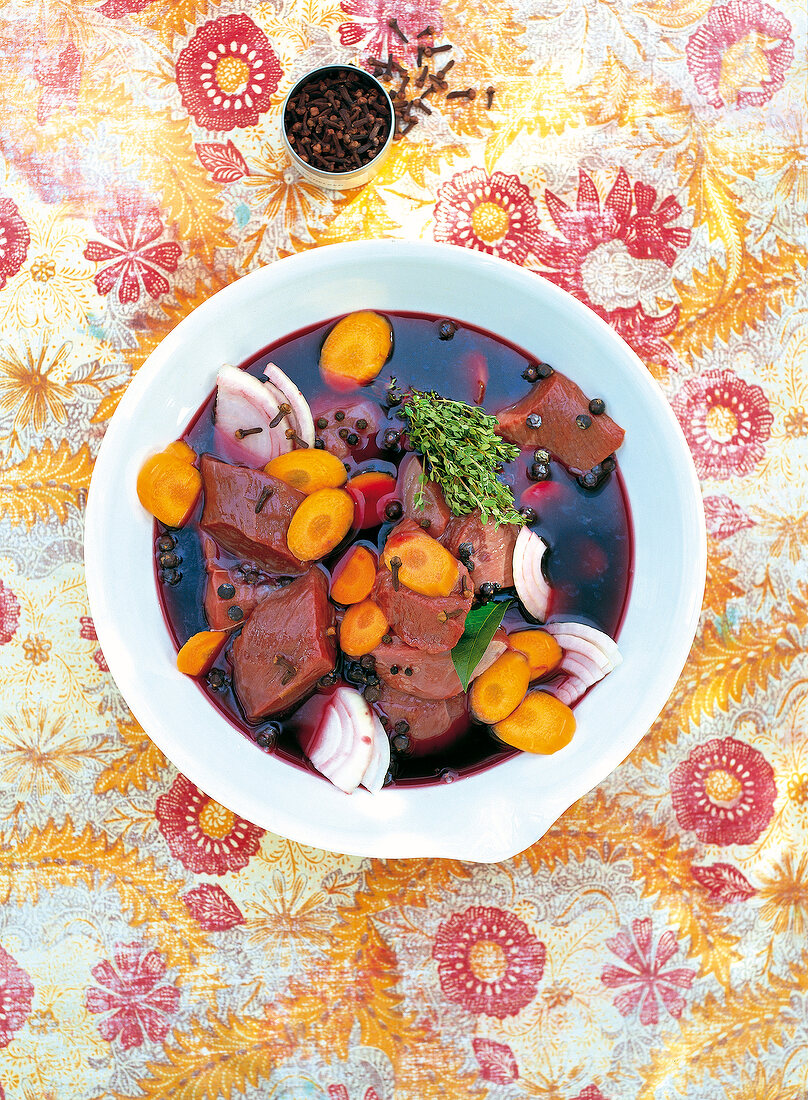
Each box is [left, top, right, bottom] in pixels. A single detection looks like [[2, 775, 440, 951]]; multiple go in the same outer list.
[[156, 312, 633, 786]]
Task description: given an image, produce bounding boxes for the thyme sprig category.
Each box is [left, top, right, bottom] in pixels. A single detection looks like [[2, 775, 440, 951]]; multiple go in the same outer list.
[[402, 389, 524, 527]]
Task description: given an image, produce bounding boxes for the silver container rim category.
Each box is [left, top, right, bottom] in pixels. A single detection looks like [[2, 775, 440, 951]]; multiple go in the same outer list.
[[280, 64, 395, 183]]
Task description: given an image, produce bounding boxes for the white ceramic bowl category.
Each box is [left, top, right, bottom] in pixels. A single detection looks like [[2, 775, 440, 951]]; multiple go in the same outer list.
[[85, 241, 705, 863]]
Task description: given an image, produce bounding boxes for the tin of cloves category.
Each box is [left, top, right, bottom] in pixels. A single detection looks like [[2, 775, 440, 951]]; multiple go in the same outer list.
[[281, 65, 395, 191]]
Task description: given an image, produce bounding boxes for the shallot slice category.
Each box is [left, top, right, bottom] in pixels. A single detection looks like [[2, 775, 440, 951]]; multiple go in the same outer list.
[[214, 364, 290, 466], [263, 361, 316, 447], [544, 621, 622, 667], [512, 526, 552, 622], [304, 687, 375, 794], [361, 714, 391, 794]]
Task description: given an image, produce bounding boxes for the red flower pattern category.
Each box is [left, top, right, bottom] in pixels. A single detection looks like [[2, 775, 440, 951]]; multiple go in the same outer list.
[[601, 918, 696, 1026], [176, 14, 282, 132], [0, 196, 30, 290], [195, 140, 249, 183], [0, 945, 34, 1048], [670, 736, 776, 846], [686, 0, 794, 109], [339, 0, 443, 63], [327, 1087, 381, 1100], [432, 905, 545, 1017], [434, 168, 544, 264], [472, 1037, 519, 1083], [530, 168, 691, 371], [33, 39, 82, 125], [571, 1088, 608, 1100], [670, 368, 773, 479], [0, 580, 21, 646], [182, 883, 245, 930], [83, 200, 182, 305], [156, 773, 264, 875], [79, 615, 97, 641], [85, 942, 179, 1049]]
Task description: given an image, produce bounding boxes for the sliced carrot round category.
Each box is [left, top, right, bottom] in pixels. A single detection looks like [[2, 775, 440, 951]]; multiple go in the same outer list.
[[176, 630, 229, 677], [287, 487, 355, 561], [330, 544, 377, 605], [265, 449, 347, 494], [383, 530, 459, 598], [340, 599, 389, 657], [469, 650, 530, 724], [137, 448, 202, 528], [493, 691, 575, 754], [320, 311, 392, 387], [508, 629, 562, 680], [164, 439, 197, 464]]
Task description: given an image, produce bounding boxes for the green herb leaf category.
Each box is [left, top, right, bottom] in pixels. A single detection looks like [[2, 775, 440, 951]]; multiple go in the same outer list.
[[402, 390, 525, 528], [451, 600, 512, 692]]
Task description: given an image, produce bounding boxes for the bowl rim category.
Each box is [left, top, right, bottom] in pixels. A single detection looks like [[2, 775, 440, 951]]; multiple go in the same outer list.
[[84, 240, 706, 863]]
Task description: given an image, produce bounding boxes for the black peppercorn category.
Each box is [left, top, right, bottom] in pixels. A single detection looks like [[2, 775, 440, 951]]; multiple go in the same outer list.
[[255, 729, 277, 751], [347, 432, 359, 446], [602, 454, 616, 472], [404, 667, 413, 676], [579, 470, 599, 489], [319, 670, 338, 688], [419, 518, 432, 529], [438, 319, 457, 340], [394, 719, 410, 734], [479, 581, 500, 601], [520, 506, 537, 524], [314, 438, 325, 449], [383, 766, 396, 787], [536, 362, 554, 379], [159, 551, 179, 569], [227, 605, 244, 622], [576, 413, 592, 430], [526, 413, 542, 429], [207, 668, 226, 690], [588, 398, 605, 416], [381, 633, 393, 644], [384, 500, 403, 521], [528, 461, 550, 481], [439, 768, 458, 783], [316, 416, 329, 429], [521, 365, 539, 383], [163, 569, 181, 586], [334, 410, 345, 421], [533, 449, 550, 463], [383, 428, 400, 449], [356, 418, 368, 429], [390, 664, 400, 675], [156, 534, 175, 552], [457, 542, 473, 561], [364, 683, 381, 703], [338, 427, 350, 440], [392, 732, 410, 753], [217, 582, 236, 599], [360, 654, 376, 671]]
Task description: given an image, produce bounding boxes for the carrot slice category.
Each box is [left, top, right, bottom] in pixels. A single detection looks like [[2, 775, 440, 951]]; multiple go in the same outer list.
[[330, 544, 377, 605], [176, 630, 229, 677], [164, 440, 197, 464], [382, 529, 459, 598], [469, 650, 530, 724], [320, 311, 392, 388], [137, 447, 202, 528], [286, 487, 355, 561], [340, 599, 389, 657], [265, 449, 348, 494], [493, 691, 575, 754], [508, 629, 563, 680]]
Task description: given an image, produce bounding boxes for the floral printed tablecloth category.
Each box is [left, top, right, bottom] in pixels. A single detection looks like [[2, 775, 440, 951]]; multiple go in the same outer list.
[[0, 0, 806, 1097]]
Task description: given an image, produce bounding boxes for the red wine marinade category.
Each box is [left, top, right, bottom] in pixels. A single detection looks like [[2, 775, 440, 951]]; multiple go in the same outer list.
[[155, 312, 634, 786]]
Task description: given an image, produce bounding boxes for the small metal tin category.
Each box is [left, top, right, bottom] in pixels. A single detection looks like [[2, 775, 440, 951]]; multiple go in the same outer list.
[[280, 64, 395, 191]]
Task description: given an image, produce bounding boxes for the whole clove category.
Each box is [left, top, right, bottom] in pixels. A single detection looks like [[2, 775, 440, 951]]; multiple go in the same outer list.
[[446, 87, 476, 101], [485, 86, 496, 109], [416, 25, 433, 38], [269, 402, 292, 429], [285, 428, 309, 447], [389, 555, 402, 591], [235, 426, 263, 439], [388, 17, 408, 42], [254, 485, 274, 514], [273, 654, 297, 685]]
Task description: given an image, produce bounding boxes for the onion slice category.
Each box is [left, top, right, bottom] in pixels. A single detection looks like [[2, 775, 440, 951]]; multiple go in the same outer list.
[[361, 714, 391, 794], [303, 687, 375, 794], [263, 361, 316, 446], [542, 621, 622, 706], [214, 364, 291, 466], [512, 527, 552, 621]]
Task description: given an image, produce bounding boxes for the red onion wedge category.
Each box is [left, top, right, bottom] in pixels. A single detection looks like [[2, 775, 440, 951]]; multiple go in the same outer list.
[[214, 365, 290, 466], [512, 527, 552, 622], [263, 361, 316, 447], [302, 686, 375, 794]]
